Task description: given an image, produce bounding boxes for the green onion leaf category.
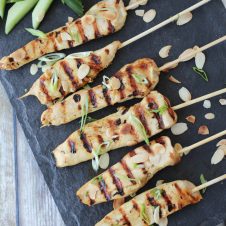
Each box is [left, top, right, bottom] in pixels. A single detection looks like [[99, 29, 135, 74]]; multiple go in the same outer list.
[[150, 188, 163, 199], [66, 51, 92, 59], [132, 73, 149, 85], [49, 69, 58, 93], [92, 175, 103, 184], [38, 53, 66, 63], [25, 28, 46, 38], [200, 174, 207, 193], [61, 0, 84, 16], [80, 94, 89, 132], [150, 104, 168, 115], [192, 67, 208, 82], [129, 114, 149, 145], [140, 204, 150, 225]]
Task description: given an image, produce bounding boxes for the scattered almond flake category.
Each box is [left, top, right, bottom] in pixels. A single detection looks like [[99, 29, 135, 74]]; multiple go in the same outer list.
[[143, 9, 156, 23], [203, 100, 211, 109], [195, 52, 206, 69], [99, 153, 110, 170], [216, 139, 226, 147], [178, 87, 192, 102], [109, 77, 121, 90], [153, 206, 160, 223], [211, 148, 225, 165], [128, 0, 139, 9], [30, 64, 38, 75], [113, 198, 125, 210], [176, 12, 193, 26], [178, 48, 196, 62], [222, 0, 226, 8], [218, 145, 226, 155], [171, 123, 188, 135], [186, 115, 196, 124], [158, 217, 168, 226], [168, 75, 181, 84], [156, 180, 164, 186], [61, 32, 72, 41], [205, 113, 215, 120], [219, 98, 226, 106], [135, 9, 145, 17], [198, 125, 209, 135], [159, 45, 172, 58], [41, 65, 51, 73], [131, 153, 149, 163], [77, 64, 90, 80]]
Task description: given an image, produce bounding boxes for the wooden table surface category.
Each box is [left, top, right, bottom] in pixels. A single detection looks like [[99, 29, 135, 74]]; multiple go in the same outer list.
[[0, 82, 65, 226]]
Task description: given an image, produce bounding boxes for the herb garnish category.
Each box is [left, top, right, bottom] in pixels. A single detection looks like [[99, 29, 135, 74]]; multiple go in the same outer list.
[[61, 0, 84, 16], [150, 104, 168, 115], [49, 70, 59, 93], [140, 204, 150, 225], [132, 74, 149, 85], [150, 188, 163, 199], [80, 95, 89, 131], [200, 174, 207, 193], [192, 67, 208, 82], [25, 28, 46, 38]]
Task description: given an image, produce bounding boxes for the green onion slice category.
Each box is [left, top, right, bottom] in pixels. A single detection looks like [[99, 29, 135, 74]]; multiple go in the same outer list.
[[140, 204, 150, 225], [38, 53, 66, 63], [66, 51, 92, 59], [102, 75, 111, 89], [49, 69, 59, 93], [25, 28, 46, 38], [80, 94, 89, 132], [150, 104, 168, 115], [132, 73, 149, 85], [192, 67, 208, 82], [150, 188, 163, 199]]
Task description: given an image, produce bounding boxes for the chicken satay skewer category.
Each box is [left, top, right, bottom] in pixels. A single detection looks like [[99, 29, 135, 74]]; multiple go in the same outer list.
[[53, 88, 226, 168], [21, 0, 211, 106], [77, 130, 226, 206], [96, 175, 225, 226]]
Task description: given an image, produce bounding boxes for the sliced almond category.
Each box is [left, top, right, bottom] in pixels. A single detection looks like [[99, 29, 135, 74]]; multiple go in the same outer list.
[[216, 139, 226, 147], [109, 77, 121, 90], [135, 9, 145, 17], [205, 113, 215, 120], [143, 9, 156, 23], [176, 12, 193, 26], [211, 148, 225, 165], [218, 145, 226, 155], [203, 100, 211, 109], [158, 217, 168, 226], [156, 180, 164, 186], [113, 198, 125, 210], [128, 0, 139, 9], [168, 75, 181, 84], [159, 45, 172, 58], [219, 98, 226, 106], [78, 64, 90, 80], [30, 64, 38, 75], [61, 32, 72, 41], [99, 153, 110, 170], [179, 48, 196, 62], [195, 52, 206, 69], [153, 206, 160, 223], [89, 186, 99, 200], [198, 125, 209, 135], [179, 87, 192, 102], [171, 123, 188, 135], [186, 115, 196, 124]]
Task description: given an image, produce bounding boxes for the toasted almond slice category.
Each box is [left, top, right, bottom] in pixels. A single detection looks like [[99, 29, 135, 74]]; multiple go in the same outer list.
[[168, 75, 181, 84], [68, 16, 74, 23], [179, 48, 196, 62], [203, 100, 211, 109], [211, 148, 225, 165], [78, 64, 90, 80], [218, 145, 226, 155], [135, 9, 145, 17], [186, 115, 196, 124], [113, 198, 125, 210], [159, 45, 172, 58], [198, 125, 209, 135], [176, 12, 193, 26], [99, 153, 110, 169], [128, 0, 139, 9], [30, 64, 38, 75], [143, 9, 156, 23], [109, 77, 121, 90], [61, 32, 72, 41], [171, 123, 188, 135], [156, 180, 164, 186], [195, 52, 206, 69], [179, 87, 192, 102], [205, 113, 215, 120], [154, 206, 160, 223], [216, 139, 226, 147], [219, 98, 226, 106]]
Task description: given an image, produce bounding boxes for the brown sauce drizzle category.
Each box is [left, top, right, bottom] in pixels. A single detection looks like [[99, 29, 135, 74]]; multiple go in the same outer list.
[[102, 87, 112, 105]]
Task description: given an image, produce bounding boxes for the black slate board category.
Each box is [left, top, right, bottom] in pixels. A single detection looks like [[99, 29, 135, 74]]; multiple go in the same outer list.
[[0, 0, 226, 225]]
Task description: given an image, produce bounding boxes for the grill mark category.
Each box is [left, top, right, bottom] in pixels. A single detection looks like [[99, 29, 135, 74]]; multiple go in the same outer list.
[[129, 150, 136, 157], [68, 140, 76, 153], [75, 58, 82, 69], [75, 20, 88, 43], [68, 40, 74, 48], [161, 190, 175, 212], [97, 135, 104, 145], [135, 106, 151, 135], [88, 89, 97, 107], [114, 73, 126, 99], [109, 168, 124, 196], [102, 87, 112, 105], [40, 78, 52, 102], [147, 97, 165, 129], [119, 208, 131, 226], [164, 96, 176, 120], [73, 94, 81, 102], [120, 160, 136, 185], [147, 193, 159, 208], [131, 200, 140, 213], [107, 20, 115, 34], [127, 66, 139, 96], [90, 53, 101, 66], [80, 132, 92, 153], [99, 178, 111, 201], [93, 19, 102, 38], [156, 137, 166, 146], [59, 86, 65, 96], [143, 145, 153, 154]]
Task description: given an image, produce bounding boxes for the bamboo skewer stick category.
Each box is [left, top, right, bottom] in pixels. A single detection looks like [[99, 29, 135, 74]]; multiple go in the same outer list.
[[192, 174, 226, 193], [125, 0, 148, 11], [122, 0, 211, 48], [172, 88, 226, 111], [159, 35, 226, 71], [179, 130, 226, 155]]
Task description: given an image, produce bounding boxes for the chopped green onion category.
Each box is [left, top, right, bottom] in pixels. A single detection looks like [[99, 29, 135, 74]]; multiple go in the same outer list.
[[200, 174, 207, 193], [80, 116, 96, 124], [0, 0, 6, 19], [132, 74, 149, 85], [66, 51, 92, 59], [61, 0, 84, 16], [49, 69, 59, 93], [150, 104, 168, 115], [25, 28, 46, 38], [129, 114, 149, 145], [192, 67, 208, 82], [38, 53, 66, 63], [92, 175, 103, 184], [150, 188, 163, 199], [80, 94, 89, 132], [140, 204, 150, 225]]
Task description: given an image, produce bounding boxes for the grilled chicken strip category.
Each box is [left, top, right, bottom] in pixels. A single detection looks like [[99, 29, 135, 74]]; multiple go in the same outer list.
[[77, 136, 181, 206], [0, 0, 127, 70], [53, 90, 177, 167], [96, 180, 202, 226], [23, 41, 121, 106], [41, 58, 160, 126]]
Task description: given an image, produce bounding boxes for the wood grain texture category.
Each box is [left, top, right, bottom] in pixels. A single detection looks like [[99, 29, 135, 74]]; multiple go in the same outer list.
[[0, 83, 65, 226]]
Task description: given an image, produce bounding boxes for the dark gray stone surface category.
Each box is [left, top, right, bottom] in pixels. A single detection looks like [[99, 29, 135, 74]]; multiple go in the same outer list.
[[0, 0, 226, 225]]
